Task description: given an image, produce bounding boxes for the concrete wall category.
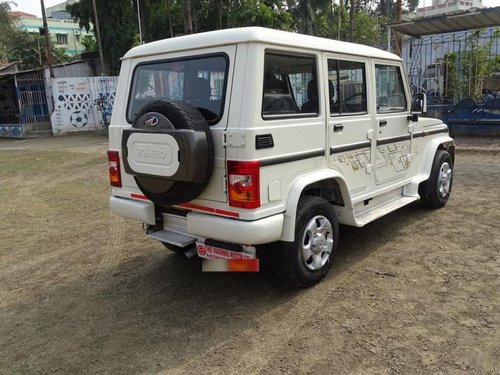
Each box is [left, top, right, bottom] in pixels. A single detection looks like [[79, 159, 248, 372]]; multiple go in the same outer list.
[[51, 76, 118, 135]]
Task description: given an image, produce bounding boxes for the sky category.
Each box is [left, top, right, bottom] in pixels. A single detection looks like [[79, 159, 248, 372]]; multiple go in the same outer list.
[[10, 0, 500, 18]]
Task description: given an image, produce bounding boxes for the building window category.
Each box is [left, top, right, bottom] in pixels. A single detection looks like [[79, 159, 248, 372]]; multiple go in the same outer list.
[[56, 33, 68, 45], [75, 34, 80, 43]]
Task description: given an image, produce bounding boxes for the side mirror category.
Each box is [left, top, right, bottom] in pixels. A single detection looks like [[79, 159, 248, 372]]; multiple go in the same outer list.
[[411, 92, 427, 114]]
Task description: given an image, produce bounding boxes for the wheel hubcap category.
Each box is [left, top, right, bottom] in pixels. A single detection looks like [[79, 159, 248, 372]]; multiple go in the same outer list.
[[301, 215, 334, 271], [438, 162, 452, 198]]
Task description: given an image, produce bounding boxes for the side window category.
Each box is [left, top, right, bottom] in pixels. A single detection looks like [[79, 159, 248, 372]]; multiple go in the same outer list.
[[262, 52, 317, 117], [328, 59, 367, 115], [375, 64, 407, 112]]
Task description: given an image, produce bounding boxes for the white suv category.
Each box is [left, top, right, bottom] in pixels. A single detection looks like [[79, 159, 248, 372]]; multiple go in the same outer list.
[[108, 27, 454, 286]]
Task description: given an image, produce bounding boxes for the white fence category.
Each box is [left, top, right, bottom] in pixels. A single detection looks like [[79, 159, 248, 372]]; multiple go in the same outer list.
[[51, 76, 118, 135]]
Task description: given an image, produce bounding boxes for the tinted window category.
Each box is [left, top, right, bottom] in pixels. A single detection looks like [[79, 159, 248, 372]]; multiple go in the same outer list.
[[375, 65, 407, 112], [328, 59, 367, 115], [127, 54, 228, 125], [262, 52, 317, 117]]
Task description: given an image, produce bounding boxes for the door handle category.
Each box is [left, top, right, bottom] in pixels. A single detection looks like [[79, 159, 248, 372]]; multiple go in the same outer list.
[[333, 124, 344, 132], [379, 120, 388, 127]]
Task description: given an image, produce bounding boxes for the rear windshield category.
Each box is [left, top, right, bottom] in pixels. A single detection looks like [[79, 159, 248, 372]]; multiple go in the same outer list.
[[127, 54, 228, 125]]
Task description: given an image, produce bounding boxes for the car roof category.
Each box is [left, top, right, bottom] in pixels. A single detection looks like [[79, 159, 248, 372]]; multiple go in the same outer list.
[[123, 27, 401, 62]]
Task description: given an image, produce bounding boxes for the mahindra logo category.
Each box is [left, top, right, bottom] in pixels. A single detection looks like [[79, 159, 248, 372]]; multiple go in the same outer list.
[[145, 115, 159, 127]]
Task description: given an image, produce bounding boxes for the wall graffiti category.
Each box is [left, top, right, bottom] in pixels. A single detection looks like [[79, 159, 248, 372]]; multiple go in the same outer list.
[[51, 76, 118, 134]]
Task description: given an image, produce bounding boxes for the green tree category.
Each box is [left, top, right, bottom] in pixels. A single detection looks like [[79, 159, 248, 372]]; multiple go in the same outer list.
[[81, 34, 97, 52], [67, 0, 137, 74], [286, 0, 332, 36], [65, 0, 422, 76], [0, 1, 17, 63], [0, 1, 70, 70], [3, 30, 69, 70], [445, 30, 500, 101]]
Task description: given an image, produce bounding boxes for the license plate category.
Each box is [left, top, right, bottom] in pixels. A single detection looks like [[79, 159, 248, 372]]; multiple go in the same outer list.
[[196, 242, 256, 260]]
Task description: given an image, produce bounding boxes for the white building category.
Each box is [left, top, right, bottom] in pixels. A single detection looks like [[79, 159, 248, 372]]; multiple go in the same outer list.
[[417, 0, 484, 17], [13, 0, 93, 57]]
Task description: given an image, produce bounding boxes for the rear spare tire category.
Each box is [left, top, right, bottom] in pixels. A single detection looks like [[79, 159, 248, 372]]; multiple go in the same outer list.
[[122, 100, 214, 206]]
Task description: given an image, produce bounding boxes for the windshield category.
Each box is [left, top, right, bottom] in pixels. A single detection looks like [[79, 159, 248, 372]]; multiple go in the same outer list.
[[127, 54, 228, 125]]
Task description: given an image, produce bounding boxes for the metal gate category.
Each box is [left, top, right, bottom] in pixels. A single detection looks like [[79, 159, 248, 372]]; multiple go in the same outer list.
[[15, 70, 50, 124]]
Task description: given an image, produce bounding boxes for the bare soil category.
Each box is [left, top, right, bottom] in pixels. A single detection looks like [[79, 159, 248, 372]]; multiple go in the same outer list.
[[0, 134, 498, 374]]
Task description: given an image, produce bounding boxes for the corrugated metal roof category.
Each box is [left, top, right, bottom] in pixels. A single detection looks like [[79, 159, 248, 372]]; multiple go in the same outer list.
[[0, 62, 18, 77], [390, 6, 500, 37]]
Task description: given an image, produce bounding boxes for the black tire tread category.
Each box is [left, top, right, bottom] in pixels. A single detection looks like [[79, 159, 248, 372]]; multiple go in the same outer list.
[[419, 149, 453, 209], [275, 196, 338, 288]]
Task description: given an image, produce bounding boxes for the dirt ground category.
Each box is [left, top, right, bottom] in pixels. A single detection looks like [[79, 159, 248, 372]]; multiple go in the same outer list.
[[0, 134, 498, 374]]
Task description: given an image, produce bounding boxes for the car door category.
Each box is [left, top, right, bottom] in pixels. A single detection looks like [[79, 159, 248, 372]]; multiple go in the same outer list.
[[325, 54, 373, 195], [372, 61, 413, 185]]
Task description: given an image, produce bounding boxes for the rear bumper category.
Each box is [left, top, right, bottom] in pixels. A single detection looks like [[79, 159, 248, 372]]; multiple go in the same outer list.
[[187, 211, 284, 245], [110, 196, 155, 224], [109, 196, 284, 245]]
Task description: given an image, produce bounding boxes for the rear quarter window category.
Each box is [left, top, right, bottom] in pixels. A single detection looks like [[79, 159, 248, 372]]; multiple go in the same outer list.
[[262, 51, 318, 118]]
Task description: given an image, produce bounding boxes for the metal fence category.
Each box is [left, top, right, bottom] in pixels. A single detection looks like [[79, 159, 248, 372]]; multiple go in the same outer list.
[[15, 70, 50, 124], [402, 27, 500, 100]]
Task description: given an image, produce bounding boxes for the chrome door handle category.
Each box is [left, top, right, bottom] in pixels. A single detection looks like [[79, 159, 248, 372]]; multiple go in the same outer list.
[[333, 124, 344, 132], [379, 120, 388, 127]]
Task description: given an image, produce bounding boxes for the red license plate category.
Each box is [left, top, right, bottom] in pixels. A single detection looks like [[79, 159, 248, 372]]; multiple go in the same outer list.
[[196, 242, 256, 260]]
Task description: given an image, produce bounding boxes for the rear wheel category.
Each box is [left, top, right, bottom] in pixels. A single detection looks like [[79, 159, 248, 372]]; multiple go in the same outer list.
[[275, 196, 338, 287], [419, 149, 453, 208]]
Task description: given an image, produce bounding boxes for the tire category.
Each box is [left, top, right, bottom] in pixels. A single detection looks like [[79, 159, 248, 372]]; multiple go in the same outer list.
[[128, 100, 214, 206], [274, 196, 339, 287], [419, 149, 453, 208]]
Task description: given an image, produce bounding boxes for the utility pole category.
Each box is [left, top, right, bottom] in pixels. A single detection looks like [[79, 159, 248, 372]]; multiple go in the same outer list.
[[137, 0, 143, 44], [91, 0, 106, 75], [40, 0, 54, 77]]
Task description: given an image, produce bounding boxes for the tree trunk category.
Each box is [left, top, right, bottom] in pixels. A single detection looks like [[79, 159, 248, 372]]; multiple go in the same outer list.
[[305, 2, 314, 35], [218, 0, 223, 29], [349, 0, 355, 42], [395, 0, 402, 56], [166, 0, 173, 37], [338, 1, 343, 40], [192, 2, 198, 34], [183, 0, 193, 35]]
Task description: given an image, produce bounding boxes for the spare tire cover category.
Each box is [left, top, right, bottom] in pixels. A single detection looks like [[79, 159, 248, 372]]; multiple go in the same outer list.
[[126, 100, 214, 206]]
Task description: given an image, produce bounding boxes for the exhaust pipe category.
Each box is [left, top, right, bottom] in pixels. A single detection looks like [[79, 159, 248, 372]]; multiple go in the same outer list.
[[183, 247, 197, 259]]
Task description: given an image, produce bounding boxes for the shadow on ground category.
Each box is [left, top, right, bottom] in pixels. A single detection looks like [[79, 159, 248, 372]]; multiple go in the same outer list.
[[2, 201, 430, 374]]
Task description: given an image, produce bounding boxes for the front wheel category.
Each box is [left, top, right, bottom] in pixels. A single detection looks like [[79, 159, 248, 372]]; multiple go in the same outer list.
[[274, 196, 339, 287], [419, 149, 453, 208]]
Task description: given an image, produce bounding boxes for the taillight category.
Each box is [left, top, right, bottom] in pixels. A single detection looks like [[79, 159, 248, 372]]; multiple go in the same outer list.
[[227, 160, 260, 209], [107, 150, 122, 187]]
